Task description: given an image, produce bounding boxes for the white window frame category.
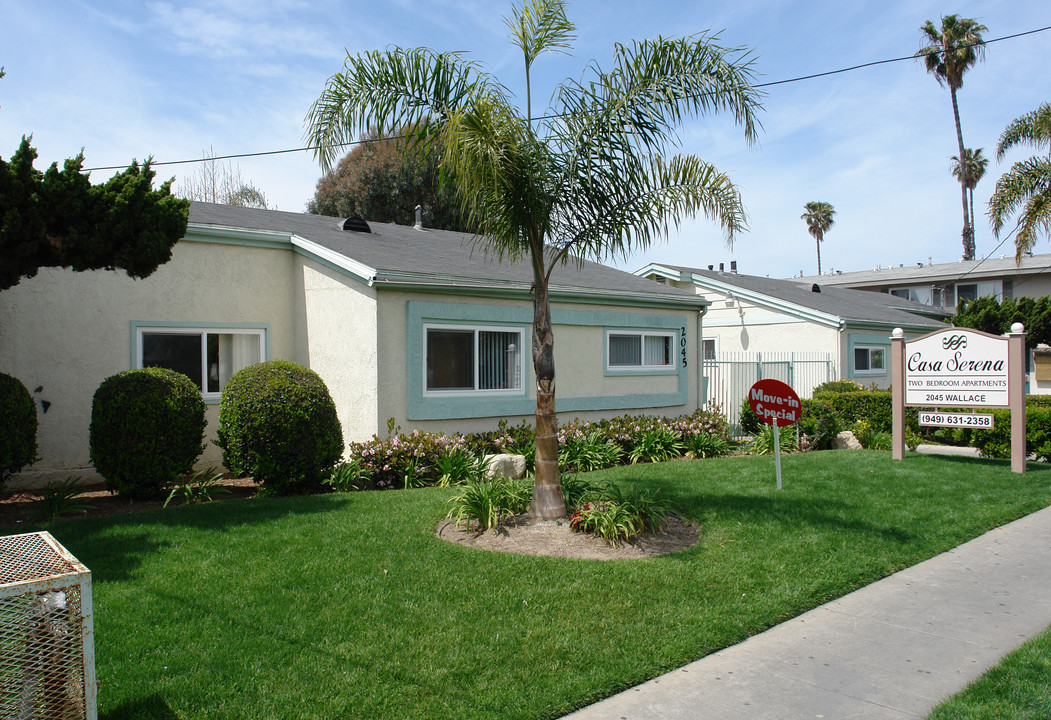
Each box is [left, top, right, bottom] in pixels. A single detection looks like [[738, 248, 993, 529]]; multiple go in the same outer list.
[[135, 326, 266, 402], [701, 336, 719, 362], [605, 330, 676, 372], [422, 323, 526, 397], [853, 344, 886, 375]]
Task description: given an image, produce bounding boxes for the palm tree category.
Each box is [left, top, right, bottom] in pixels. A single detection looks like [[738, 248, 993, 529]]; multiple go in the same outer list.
[[917, 14, 988, 261], [951, 147, 988, 255], [988, 102, 1051, 260], [801, 201, 835, 276], [306, 0, 761, 519]]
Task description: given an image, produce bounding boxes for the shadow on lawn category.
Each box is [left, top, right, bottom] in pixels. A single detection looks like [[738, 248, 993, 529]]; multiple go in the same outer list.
[[40, 493, 356, 583], [668, 492, 915, 545], [101, 693, 180, 720]]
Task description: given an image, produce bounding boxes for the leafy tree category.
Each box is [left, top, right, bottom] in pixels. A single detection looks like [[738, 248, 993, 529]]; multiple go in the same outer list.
[[954, 295, 1051, 349], [178, 147, 269, 208], [306, 0, 761, 518], [917, 14, 987, 261], [801, 201, 835, 275], [988, 102, 1051, 259], [0, 137, 190, 291], [307, 129, 468, 230], [950, 147, 988, 253]]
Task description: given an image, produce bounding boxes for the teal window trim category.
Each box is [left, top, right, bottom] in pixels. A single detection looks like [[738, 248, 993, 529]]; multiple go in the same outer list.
[[847, 332, 889, 380], [130, 321, 270, 404], [406, 301, 688, 420]]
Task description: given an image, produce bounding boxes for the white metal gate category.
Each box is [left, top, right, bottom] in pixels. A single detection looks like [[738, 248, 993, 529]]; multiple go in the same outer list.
[[703, 352, 835, 432]]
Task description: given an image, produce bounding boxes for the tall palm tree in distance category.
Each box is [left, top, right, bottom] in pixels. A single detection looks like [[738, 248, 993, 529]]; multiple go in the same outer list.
[[917, 14, 988, 261], [951, 147, 988, 256], [988, 102, 1051, 260], [802, 201, 836, 276], [305, 0, 762, 519]]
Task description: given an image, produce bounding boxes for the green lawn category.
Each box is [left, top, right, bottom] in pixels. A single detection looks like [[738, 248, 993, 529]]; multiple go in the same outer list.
[[30, 451, 1051, 720], [926, 623, 1051, 719]]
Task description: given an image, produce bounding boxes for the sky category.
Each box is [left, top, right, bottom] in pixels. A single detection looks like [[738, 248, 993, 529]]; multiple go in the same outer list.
[[2, 0, 1049, 280]]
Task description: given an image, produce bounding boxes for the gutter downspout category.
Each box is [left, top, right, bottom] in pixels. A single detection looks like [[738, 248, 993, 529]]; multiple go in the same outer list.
[[697, 304, 707, 411]]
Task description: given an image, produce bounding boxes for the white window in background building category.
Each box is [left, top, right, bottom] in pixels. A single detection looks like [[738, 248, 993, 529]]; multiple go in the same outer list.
[[424, 324, 525, 395], [606, 331, 675, 370], [853, 345, 886, 374], [955, 280, 1002, 305], [137, 327, 265, 400], [890, 286, 934, 306]]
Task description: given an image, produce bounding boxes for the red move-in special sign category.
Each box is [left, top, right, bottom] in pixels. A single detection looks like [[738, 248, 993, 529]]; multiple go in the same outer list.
[[748, 379, 801, 426]]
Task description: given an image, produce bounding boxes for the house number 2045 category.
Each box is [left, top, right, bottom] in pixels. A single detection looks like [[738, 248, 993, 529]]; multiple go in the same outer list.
[[680, 326, 688, 368]]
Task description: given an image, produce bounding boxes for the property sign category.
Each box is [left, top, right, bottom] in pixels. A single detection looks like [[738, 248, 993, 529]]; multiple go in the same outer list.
[[748, 378, 801, 426], [904, 329, 1009, 408], [918, 411, 994, 429]]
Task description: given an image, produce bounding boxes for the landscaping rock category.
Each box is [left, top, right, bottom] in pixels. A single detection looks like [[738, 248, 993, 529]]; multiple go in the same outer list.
[[484, 454, 527, 480], [833, 431, 863, 450]]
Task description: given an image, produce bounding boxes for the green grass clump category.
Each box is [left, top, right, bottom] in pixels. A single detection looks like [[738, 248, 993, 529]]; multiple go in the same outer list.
[[926, 623, 1051, 719], [35, 451, 1051, 720]]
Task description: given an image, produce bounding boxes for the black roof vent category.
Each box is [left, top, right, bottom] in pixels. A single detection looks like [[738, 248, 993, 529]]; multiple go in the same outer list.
[[341, 216, 371, 233], [811, 283, 821, 293]]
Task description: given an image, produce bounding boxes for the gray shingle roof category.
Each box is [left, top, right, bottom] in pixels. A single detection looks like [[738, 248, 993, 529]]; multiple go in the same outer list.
[[660, 265, 946, 329], [188, 202, 699, 303]]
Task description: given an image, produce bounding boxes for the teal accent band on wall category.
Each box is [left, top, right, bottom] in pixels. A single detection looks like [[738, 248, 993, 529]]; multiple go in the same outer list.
[[405, 300, 689, 420]]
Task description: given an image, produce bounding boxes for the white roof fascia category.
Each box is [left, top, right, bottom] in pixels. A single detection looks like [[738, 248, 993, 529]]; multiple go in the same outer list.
[[688, 274, 843, 328], [633, 263, 684, 282], [290, 235, 378, 285]]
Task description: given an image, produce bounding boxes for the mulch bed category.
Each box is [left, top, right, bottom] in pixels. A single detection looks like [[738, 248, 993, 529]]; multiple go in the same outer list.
[[0, 477, 260, 530]]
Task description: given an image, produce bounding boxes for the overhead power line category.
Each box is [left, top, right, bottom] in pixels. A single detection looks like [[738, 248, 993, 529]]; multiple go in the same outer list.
[[83, 24, 1051, 173]]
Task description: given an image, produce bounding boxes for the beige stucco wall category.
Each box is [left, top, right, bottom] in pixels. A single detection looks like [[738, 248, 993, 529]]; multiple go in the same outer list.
[[293, 257, 379, 446], [0, 240, 298, 485], [371, 290, 700, 439]]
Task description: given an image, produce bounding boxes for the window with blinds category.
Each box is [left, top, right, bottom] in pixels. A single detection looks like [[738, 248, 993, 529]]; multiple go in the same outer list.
[[607, 331, 674, 369], [425, 325, 524, 394]]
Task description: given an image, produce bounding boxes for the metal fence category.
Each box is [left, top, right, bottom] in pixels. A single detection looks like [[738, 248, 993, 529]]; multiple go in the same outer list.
[[703, 352, 836, 433]]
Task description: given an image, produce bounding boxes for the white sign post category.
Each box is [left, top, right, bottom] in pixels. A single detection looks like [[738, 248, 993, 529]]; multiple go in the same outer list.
[[891, 325, 1027, 473]]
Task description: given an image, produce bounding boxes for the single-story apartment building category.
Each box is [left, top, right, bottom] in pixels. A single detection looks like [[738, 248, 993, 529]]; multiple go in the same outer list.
[[634, 263, 947, 425], [1, 203, 710, 483]]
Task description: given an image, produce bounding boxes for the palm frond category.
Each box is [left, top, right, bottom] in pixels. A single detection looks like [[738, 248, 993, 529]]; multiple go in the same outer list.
[[996, 102, 1051, 161], [915, 15, 987, 90], [505, 0, 575, 69], [305, 48, 506, 171], [987, 156, 1051, 257], [551, 32, 762, 159]]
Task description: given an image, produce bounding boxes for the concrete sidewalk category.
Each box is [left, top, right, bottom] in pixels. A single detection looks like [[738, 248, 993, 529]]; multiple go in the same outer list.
[[563, 504, 1051, 720]]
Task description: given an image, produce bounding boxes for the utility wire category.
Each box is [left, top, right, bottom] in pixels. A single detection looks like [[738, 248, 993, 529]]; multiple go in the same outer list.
[[83, 24, 1051, 173]]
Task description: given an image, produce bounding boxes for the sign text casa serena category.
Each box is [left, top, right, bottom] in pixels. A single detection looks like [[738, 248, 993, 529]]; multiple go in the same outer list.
[[904, 329, 1009, 408]]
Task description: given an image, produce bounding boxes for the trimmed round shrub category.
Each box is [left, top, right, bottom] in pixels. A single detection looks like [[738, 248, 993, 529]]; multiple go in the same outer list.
[[90, 368, 206, 497], [0, 373, 38, 489], [217, 361, 343, 494]]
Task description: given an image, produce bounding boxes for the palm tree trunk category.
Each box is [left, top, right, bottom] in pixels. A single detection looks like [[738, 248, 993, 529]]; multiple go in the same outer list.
[[528, 249, 566, 520], [950, 87, 973, 260], [968, 186, 977, 257], [816, 237, 822, 275]]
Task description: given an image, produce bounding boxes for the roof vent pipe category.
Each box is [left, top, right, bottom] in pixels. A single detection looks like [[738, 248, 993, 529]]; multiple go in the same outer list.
[[413, 204, 423, 231], [730, 260, 737, 273], [718, 262, 724, 272], [708, 264, 714, 271]]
